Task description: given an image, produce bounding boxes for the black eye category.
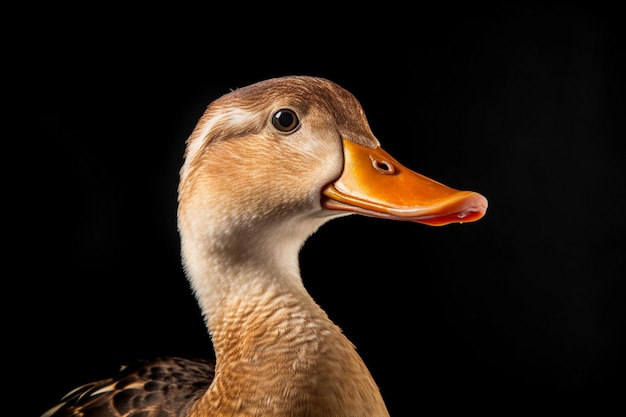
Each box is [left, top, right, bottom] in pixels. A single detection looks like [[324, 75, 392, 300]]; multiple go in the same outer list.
[[272, 109, 299, 132]]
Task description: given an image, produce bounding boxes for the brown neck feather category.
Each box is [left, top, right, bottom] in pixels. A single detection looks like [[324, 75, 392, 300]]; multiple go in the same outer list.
[[188, 289, 390, 417]]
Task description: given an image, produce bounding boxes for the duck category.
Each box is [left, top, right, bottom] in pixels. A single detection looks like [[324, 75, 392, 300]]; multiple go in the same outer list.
[[41, 75, 488, 417]]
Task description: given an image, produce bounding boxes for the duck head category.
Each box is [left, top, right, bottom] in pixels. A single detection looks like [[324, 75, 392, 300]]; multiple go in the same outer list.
[[178, 76, 487, 254]]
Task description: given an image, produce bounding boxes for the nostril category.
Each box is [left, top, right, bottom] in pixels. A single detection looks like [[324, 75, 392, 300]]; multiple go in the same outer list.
[[370, 157, 396, 175], [377, 161, 390, 171]]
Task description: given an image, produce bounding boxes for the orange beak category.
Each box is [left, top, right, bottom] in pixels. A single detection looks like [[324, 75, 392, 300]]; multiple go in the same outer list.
[[321, 139, 488, 226]]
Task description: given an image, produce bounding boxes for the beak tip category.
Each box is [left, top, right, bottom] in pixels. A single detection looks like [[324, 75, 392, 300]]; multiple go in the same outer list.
[[415, 191, 488, 226]]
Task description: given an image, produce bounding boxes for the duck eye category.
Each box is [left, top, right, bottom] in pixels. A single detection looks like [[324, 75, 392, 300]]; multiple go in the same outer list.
[[272, 109, 299, 132]]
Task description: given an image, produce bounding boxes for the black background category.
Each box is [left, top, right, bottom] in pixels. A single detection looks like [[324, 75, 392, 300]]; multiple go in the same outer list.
[[13, 3, 624, 416]]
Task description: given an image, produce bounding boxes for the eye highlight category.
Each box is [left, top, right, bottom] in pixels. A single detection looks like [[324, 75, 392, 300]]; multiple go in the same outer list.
[[272, 109, 300, 132]]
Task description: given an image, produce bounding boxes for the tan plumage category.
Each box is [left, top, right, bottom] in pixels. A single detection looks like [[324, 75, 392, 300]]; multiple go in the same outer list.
[[42, 76, 487, 417]]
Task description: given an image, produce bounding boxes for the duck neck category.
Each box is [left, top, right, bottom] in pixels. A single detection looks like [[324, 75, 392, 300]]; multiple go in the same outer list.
[[181, 230, 390, 416]]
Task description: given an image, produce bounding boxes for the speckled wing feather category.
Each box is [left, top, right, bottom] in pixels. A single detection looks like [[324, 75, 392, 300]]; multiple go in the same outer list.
[[42, 357, 215, 417]]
